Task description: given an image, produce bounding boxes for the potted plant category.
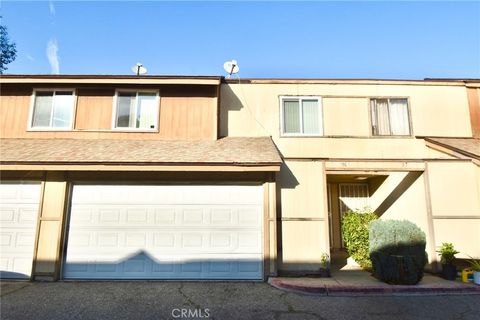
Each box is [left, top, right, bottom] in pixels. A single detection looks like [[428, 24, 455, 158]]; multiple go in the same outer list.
[[320, 252, 331, 277], [437, 243, 459, 280], [467, 257, 480, 285]]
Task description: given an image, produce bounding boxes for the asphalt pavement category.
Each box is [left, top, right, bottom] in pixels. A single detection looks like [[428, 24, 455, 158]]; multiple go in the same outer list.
[[1, 281, 479, 320]]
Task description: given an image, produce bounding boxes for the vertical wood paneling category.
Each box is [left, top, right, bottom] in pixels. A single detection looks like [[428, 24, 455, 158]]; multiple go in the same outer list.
[[159, 96, 215, 140], [33, 172, 68, 279], [1, 93, 31, 137], [75, 90, 113, 130], [1, 89, 217, 140], [467, 88, 480, 138]]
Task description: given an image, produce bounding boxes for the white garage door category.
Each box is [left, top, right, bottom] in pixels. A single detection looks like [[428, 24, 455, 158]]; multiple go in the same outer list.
[[64, 185, 264, 280], [0, 182, 41, 279]]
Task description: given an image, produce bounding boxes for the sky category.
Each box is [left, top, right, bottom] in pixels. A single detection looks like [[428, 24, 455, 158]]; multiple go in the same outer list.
[[1, 1, 479, 79]]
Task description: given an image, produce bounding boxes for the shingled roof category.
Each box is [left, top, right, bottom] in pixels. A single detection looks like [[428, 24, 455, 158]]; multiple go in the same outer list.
[[425, 137, 480, 160], [0, 137, 282, 167]]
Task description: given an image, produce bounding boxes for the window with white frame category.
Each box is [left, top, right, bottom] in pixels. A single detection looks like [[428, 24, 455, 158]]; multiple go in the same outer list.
[[281, 97, 323, 135], [370, 98, 411, 136], [114, 91, 159, 130], [30, 90, 75, 129]]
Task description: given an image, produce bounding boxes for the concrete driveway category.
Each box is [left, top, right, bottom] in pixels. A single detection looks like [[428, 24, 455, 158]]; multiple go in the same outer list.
[[1, 281, 479, 320]]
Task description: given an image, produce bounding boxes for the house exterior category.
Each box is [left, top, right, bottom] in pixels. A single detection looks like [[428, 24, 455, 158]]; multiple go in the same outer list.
[[0, 75, 479, 281]]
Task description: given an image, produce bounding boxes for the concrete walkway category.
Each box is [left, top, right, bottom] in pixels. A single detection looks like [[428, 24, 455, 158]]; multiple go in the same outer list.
[[269, 270, 480, 296]]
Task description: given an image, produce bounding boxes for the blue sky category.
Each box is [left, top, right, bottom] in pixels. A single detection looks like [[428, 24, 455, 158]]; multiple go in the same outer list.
[[1, 1, 479, 79]]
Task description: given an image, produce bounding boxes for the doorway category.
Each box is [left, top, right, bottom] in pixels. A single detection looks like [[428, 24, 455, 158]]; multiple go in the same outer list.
[[327, 177, 372, 270]]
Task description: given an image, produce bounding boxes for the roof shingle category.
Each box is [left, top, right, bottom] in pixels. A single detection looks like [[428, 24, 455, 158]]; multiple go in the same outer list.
[[425, 137, 480, 160], [0, 137, 282, 166]]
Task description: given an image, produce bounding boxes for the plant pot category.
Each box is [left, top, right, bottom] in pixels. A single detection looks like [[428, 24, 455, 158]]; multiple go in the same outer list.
[[441, 263, 457, 280], [319, 267, 331, 277], [474, 271, 480, 285]]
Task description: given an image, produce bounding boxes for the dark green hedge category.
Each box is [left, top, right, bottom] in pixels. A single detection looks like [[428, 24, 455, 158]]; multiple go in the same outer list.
[[369, 219, 428, 285], [341, 209, 377, 269]]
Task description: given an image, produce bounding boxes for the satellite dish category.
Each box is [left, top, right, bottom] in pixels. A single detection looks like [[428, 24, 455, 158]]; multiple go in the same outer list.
[[223, 60, 239, 78], [131, 63, 147, 76]]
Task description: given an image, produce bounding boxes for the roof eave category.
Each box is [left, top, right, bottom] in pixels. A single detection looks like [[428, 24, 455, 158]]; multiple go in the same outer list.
[[0, 74, 223, 86], [423, 137, 480, 162], [0, 162, 282, 172]]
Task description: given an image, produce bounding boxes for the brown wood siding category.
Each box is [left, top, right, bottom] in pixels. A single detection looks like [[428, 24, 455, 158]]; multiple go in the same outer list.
[[0, 85, 218, 140], [467, 87, 480, 138], [74, 89, 113, 130], [159, 97, 215, 139], [0, 89, 32, 138]]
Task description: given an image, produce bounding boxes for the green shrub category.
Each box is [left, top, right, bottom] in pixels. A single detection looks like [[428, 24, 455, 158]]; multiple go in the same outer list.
[[467, 256, 480, 272], [369, 219, 428, 285], [341, 209, 378, 269], [437, 243, 459, 264]]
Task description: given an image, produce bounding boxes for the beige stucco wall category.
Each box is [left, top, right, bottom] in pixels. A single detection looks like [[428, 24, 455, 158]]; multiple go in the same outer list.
[[279, 220, 328, 271], [220, 82, 472, 161], [427, 162, 480, 258], [278, 161, 326, 219], [434, 219, 480, 258], [277, 160, 329, 271], [323, 98, 371, 136], [370, 172, 436, 263], [220, 82, 472, 144], [275, 138, 440, 159], [428, 162, 480, 216]]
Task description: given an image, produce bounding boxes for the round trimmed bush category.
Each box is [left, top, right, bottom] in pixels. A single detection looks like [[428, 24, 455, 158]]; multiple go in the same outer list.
[[369, 219, 428, 285]]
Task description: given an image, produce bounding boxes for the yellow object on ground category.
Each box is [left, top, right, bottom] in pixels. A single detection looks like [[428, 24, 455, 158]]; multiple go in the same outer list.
[[462, 269, 474, 283]]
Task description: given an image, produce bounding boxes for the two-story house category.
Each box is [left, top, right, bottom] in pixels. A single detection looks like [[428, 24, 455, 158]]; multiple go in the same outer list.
[[1, 75, 479, 281]]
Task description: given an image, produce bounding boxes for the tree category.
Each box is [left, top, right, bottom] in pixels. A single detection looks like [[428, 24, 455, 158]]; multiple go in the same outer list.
[[0, 20, 17, 74]]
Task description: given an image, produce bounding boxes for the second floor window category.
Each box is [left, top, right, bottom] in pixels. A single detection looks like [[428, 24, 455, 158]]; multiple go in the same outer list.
[[30, 90, 75, 129], [114, 91, 159, 130], [370, 98, 411, 136], [281, 97, 323, 135]]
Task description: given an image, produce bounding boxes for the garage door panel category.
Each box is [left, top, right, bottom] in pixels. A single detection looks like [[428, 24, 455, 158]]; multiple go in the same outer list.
[[154, 209, 176, 224], [0, 257, 33, 278], [64, 185, 263, 279], [152, 261, 175, 273], [154, 233, 176, 248], [0, 209, 16, 223], [1, 233, 13, 247], [126, 233, 147, 247], [99, 210, 122, 224], [67, 229, 261, 254], [0, 182, 41, 279], [70, 205, 261, 228], [97, 233, 120, 247], [1, 207, 38, 227], [67, 232, 91, 247], [15, 233, 36, 249], [64, 253, 263, 279], [72, 185, 263, 205], [0, 183, 41, 203]]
